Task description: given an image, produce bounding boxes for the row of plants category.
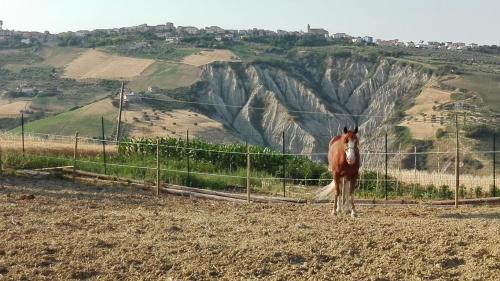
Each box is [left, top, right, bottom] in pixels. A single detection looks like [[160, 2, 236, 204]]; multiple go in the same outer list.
[[117, 137, 328, 183], [2, 150, 495, 200]]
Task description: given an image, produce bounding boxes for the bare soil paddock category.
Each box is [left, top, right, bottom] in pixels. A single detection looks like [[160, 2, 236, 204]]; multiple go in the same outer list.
[[0, 177, 499, 281]]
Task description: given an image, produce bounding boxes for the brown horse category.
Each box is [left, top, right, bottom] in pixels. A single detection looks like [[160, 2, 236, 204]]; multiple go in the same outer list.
[[319, 126, 360, 218]]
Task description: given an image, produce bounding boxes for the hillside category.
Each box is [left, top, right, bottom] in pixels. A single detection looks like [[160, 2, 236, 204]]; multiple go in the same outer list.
[[10, 98, 117, 137], [1, 41, 499, 173]]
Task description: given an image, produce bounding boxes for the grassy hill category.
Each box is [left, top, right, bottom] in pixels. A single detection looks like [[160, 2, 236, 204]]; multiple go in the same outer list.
[[442, 71, 500, 112], [11, 99, 117, 138], [127, 61, 201, 91]]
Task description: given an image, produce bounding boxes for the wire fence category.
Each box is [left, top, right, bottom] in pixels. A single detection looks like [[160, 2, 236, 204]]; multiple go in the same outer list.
[[0, 130, 497, 200]]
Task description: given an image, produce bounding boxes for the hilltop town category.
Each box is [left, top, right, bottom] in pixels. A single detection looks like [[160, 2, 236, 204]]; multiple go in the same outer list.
[[0, 20, 495, 51]]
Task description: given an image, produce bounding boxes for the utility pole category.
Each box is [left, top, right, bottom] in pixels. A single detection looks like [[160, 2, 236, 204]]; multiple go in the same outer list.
[[115, 81, 125, 142]]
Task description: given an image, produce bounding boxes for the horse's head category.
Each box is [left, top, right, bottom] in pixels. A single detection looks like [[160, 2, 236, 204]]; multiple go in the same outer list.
[[342, 126, 359, 165]]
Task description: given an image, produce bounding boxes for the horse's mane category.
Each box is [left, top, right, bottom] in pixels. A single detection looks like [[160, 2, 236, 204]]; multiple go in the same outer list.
[[329, 135, 342, 146]]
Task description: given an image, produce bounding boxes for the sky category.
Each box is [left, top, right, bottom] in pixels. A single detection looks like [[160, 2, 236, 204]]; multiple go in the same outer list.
[[0, 0, 498, 45]]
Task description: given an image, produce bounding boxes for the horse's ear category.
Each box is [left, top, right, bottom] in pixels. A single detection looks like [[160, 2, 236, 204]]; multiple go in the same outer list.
[[354, 126, 358, 134], [343, 126, 348, 134]]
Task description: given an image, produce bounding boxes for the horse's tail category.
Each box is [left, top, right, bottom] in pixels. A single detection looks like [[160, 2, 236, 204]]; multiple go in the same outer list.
[[314, 180, 335, 202]]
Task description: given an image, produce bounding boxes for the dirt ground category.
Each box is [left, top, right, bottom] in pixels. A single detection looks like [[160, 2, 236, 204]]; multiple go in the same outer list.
[[0, 177, 498, 281]]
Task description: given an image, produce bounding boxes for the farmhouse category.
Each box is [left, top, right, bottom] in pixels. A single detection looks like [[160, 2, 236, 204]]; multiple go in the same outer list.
[[405, 41, 415, 48], [363, 36, 373, 43], [352, 37, 363, 44], [165, 36, 179, 44], [333, 33, 351, 39], [16, 85, 36, 94], [124, 92, 140, 103], [468, 43, 478, 48], [165, 22, 175, 30]]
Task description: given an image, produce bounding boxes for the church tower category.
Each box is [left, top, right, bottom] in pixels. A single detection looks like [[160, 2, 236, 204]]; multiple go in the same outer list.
[[307, 24, 310, 33], [0, 20, 3, 30]]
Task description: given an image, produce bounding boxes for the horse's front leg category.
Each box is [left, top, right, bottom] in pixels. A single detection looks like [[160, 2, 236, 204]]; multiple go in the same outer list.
[[332, 177, 341, 215], [349, 177, 358, 218]]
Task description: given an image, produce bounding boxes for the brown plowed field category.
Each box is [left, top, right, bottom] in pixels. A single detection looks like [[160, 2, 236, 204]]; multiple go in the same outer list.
[[0, 177, 498, 280], [63, 49, 154, 80]]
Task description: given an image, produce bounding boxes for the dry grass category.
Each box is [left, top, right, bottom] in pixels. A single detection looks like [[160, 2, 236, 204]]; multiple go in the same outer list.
[[63, 49, 154, 80], [0, 101, 32, 115], [0, 177, 498, 280], [122, 107, 241, 143], [181, 49, 240, 66], [367, 168, 497, 192], [0, 134, 115, 157], [400, 81, 451, 140], [39, 47, 86, 68]]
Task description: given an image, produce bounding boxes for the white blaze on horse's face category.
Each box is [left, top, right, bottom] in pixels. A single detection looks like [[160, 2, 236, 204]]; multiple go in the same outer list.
[[345, 140, 356, 165]]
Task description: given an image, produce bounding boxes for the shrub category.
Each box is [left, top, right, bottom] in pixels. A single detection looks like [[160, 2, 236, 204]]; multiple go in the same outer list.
[[463, 157, 484, 170], [474, 186, 483, 198], [463, 124, 496, 139], [423, 184, 437, 199], [489, 185, 497, 197], [439, 185, 453, 199], [435, 128, 445, 139], [459, 184, 466, 199]]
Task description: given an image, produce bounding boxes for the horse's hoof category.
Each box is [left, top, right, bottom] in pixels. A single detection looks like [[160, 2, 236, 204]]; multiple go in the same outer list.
[[331, 210, 337, 216], [350, 211, 357, 219]]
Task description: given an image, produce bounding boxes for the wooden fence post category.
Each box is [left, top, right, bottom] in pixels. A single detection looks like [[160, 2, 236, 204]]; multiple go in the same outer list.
[[186, 130, 190, 186], [413, 146, 417, 195], [73, 132, 79, 182], [384, 132, 388, 200], [455, 114, 459, 207], [115, 81, 125, 142], [246, 142, 250, 202], [0, 144, 3, 176], [493, 133, 496, 197], [156, 138, 160, 197], [282, 131, 286, 198], [21, 112, 25, 156], [101, 116, 107, 175]]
